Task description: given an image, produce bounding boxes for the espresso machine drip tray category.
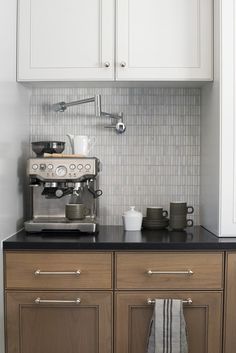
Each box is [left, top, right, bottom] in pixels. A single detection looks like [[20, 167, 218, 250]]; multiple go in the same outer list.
[[25, 218, 97, 233]]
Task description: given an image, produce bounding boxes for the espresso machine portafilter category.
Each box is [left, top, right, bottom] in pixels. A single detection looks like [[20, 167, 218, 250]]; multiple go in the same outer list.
[[24, 157, 102, 233]]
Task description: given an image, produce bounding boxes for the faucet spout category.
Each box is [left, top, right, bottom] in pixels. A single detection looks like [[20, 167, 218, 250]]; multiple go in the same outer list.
[[51, 94, 126, 133], [52, 95, 102, 116]]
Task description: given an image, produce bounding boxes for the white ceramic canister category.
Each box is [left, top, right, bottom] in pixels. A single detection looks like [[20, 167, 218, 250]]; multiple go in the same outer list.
[[122, 206, 143, 231]]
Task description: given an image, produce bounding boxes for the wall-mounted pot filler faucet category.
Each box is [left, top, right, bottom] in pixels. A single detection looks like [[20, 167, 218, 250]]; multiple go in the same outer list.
[[51, 95, 126, 134]]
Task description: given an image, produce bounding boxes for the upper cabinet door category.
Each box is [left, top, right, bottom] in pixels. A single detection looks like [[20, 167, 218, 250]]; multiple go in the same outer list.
[[17, 0, 115, 81], [116, 0, 213, 81]]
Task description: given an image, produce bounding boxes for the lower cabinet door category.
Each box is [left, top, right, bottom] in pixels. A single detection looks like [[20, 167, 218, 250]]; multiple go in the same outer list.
[[6, 291, 112, 353], [115, 291, 222, 353], [224, 253, 236, 353]]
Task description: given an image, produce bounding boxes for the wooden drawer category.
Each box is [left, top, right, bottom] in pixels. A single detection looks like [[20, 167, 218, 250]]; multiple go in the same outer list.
[[5, 251, 113, 289], [115, 252, 224, 290]]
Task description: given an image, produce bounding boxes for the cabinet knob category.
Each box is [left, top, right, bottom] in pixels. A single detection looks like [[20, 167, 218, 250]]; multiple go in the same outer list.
[[104, 62, 110, 68], [120, 61, 126, 68]]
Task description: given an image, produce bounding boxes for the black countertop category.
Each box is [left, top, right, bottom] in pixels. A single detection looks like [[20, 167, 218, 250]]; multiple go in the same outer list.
[[3, 226, 236, 250]]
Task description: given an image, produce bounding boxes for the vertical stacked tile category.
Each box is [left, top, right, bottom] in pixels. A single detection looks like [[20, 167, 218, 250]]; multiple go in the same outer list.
[[30, 87, 200, 225]]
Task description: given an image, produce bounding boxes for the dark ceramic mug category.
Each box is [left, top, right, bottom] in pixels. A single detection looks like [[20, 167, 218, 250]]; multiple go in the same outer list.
[[146, 207, 168, 220], [169, 215, 193, 230], [170, 202, 194, 216], [65, 204, 90, 220]]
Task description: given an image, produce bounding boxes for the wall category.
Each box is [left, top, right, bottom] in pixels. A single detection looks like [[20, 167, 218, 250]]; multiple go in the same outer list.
[[30, 87, 200, 225], [0, 0, 30, 351]]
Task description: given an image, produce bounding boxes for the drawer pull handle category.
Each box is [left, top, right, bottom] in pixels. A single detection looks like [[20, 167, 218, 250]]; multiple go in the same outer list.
[[35, 297, 81, 304], [147, 269, 193, 276], [34, 270, 81, 276], [147, 298, 193, 305]]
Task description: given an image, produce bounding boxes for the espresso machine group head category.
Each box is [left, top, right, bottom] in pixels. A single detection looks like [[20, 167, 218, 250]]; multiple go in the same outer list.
[[24, 157, 102, 233]]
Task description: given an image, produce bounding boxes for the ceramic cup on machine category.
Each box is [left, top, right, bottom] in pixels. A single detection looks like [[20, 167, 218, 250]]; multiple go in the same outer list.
[[65, 204, 90, 220], [169, 202, 194, 230]]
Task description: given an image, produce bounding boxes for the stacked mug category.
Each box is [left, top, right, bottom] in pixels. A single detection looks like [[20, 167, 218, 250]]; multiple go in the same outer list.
[[142, 207, 169, 230], [169, 202, 194, 230]]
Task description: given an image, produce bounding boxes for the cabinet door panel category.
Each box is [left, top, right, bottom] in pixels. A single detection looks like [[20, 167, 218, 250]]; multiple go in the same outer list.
[[224, 253, 236, 353], [116, 0, 213, 80], [6, 291, 112, 353], [18, 0, 114, 80], [115, 291, 222, 353]]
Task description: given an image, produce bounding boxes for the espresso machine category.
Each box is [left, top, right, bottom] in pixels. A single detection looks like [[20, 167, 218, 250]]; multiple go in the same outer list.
[[24, 157, 101, 233]]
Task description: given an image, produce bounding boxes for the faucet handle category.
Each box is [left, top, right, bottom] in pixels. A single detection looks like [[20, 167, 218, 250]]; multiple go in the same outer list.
[[115, 120, 126, 134], [104, 119, 126, 134]]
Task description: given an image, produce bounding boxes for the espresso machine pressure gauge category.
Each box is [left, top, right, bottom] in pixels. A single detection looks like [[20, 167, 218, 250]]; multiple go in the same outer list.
[[55, 165, 67, 177]]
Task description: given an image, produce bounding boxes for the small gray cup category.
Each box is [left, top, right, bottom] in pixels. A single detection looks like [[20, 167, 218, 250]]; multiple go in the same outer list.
[[146, 207, 168, 220], [65, 204, 90, 220]]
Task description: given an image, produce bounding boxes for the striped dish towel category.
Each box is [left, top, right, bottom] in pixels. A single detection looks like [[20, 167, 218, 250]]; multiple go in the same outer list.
[[147, 299, 188, 353]]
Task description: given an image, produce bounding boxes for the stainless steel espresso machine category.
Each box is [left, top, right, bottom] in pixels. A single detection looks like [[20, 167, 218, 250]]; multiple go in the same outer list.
[[24, 157, 101, 233]]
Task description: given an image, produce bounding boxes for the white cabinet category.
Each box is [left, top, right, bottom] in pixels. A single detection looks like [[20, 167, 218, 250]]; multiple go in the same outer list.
[[17, 0, 213, 81], [201, 0, 236, 236], [17, 0, 115, 81], [116, 0, 213, 81]]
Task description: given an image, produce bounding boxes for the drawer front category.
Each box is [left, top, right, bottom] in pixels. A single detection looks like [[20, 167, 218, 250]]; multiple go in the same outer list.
[[5, 252, 113, 289], [116, 252, 223, 289]]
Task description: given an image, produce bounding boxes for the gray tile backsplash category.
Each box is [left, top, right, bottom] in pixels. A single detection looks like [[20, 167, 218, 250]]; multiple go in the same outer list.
[[30, 87, 200, 225]]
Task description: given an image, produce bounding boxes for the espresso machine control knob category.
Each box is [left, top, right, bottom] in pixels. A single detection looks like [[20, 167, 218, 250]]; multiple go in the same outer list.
[[32, 164, 38, 170], [55, 189, 64, 198], [55, 165, 67, 177], [40, 164, 46, 171]]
